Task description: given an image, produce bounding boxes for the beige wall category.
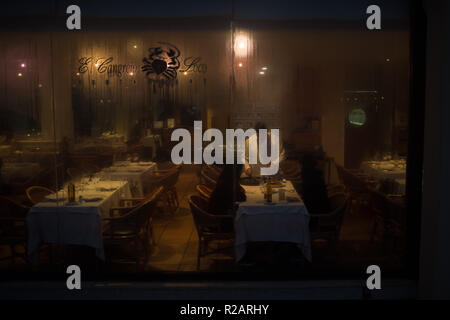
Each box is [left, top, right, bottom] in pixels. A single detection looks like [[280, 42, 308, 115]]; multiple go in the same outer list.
[[0, 27, 409, 159]]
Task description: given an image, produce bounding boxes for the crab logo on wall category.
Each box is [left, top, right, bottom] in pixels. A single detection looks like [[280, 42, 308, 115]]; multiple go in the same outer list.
[[141, 42, 180, 81]]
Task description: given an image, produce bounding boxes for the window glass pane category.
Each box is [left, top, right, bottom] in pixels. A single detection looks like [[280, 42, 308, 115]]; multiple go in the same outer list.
[[0, 1, 415, 279]]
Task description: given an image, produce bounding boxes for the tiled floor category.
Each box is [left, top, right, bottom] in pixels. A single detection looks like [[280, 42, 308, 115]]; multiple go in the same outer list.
[[147, 165, 235, 272]]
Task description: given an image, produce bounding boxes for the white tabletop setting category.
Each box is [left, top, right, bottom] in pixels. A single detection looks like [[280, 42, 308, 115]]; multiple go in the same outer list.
[[97, 161, 157, 197], [73, 135, 127, 154], [0, 144, 12, 157], [235, 180, 312, 263], [27, 179, 132, 263], [1, 161, 41, 183]]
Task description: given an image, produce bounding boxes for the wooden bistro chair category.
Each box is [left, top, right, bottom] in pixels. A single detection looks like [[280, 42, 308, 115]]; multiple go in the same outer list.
[[368, 189, 404, 256], [154, 166, 181, 214], [199, 167, 219, 189], [26, 186, 55, 205], [188, 195, 235, 270], [335, 165, 371, 215], [326, 184, 346, 197], [196, 184, 214, 200], [280, 160, 302, 193], [103, 186, 163, 272], [310, 193, 349, 248], [9, 167, 49, 196], [0, 196, 30, 265], [280, 160, 302, 180]]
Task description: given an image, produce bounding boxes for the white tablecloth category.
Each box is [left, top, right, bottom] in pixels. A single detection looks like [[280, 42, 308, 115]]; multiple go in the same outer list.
[[361, 161, 406, 180], [235, 181, 312, 262], [0, 145, 12, 157], [73, 138, 127, 154], [98, 161, 156, 197], [2, 162, 41, 183], [27, 180, 131, 262], [361, 161, 406, 195]]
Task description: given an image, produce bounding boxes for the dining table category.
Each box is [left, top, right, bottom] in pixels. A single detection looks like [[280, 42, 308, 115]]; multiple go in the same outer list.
[[97, 161, 157, 197], [27, 179, 132, 263], [1, 161, 41, 183], [141, 135, 162, 160], [235, 180, 312, 263], [361, 160, 406, 194], [0, 145, 12, 157], [360, 160, 406, 180]]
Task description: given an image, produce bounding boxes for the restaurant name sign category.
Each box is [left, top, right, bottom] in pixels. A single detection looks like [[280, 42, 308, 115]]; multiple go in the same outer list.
[[76, 42, 207, 81], [78, 57, 138, 78], [142, 42, 207, 82]]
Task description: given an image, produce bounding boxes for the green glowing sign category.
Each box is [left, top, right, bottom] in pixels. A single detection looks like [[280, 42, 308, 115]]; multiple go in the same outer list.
[[348, 108, 367, 127]]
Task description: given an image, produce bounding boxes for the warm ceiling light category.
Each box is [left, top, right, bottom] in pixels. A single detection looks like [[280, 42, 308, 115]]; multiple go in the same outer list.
[[234, 33, 250, 58], [76, 72, 80, 76], [262, 66, 268, 70], [21, 63, 26, 68], [259, 71, 265, 75], [386, 58, 391, 62], [238, 62, 243, 68], [38, 84, 43, 88], [133, 45, 138, 49], [184, 72, 188, 75], [129, 72, 134, 76], [17, 73, 23, 77]]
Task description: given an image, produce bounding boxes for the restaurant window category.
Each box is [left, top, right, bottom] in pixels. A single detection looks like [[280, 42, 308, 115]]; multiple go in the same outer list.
[[0, 0, 419, 280]]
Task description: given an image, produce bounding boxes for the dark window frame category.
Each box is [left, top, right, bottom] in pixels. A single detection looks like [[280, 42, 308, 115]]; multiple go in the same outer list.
[[0, 0, 425, 283]]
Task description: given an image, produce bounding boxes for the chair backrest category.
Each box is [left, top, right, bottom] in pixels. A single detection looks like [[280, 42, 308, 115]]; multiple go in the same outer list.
[[0, 196, 30, 217], [26, 186, 55, 205], [164, 167, 181, 188], [316, 193, 348, 237], [336, 165, 367, 193], [369, 189, 390, 218], [332, 193, 348, 234], [107, 186, 163, 236], [189, 195, 225, 236], [317, 158, 332, 185], [196, 184, 213, 199], [280, 160, 302, 180], [0, 196, 28, 242], [153, 167, 180, 189], [136, 186, 164, 226], [329, 193, 347, 211], [205, 165, 221, 179], [200, 169, 217, 188]]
